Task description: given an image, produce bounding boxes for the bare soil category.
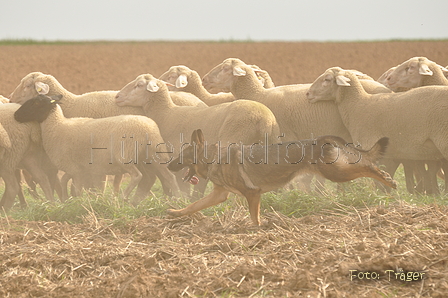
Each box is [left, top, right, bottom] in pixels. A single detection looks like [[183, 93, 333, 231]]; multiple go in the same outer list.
[[1, 41, 448, 96], [1, 203, 447, 297], [1, 41, 448, 297]]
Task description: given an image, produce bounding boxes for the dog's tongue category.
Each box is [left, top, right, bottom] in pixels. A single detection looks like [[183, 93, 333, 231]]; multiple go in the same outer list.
[[189, 176, 199, 185], [184, 169, 199, 185]]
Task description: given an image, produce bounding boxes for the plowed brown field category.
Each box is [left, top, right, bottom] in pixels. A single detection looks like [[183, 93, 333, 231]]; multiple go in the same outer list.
[[1, 41, 448, 297]]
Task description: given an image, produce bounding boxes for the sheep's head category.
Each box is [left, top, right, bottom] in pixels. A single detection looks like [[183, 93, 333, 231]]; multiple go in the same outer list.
[[159, 65, 195, 91], [202, 58, 269, 93], [10, 72, 57, 105], [385, 57, 448, 91], [307, 67, 351, 103], [167, 129, 211, 184], [116, 74, 168, 107], [202, 58, 240, 92], [14, 94, 62, 123]]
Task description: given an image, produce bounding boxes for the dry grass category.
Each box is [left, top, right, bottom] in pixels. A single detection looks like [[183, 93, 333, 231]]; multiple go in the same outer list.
[[1, 200, 447, 297]]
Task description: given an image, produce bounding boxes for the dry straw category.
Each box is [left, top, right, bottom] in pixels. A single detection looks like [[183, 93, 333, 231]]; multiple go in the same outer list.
[[0, 201, 447, 297]]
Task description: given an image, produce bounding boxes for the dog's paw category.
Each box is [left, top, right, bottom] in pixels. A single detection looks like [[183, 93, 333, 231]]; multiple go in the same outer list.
[[166, 209, 183, 217]]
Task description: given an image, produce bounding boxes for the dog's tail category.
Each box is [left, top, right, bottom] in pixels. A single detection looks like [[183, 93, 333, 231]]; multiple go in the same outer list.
[[317, 136, 397, 189], [364, 137, 389, 163]]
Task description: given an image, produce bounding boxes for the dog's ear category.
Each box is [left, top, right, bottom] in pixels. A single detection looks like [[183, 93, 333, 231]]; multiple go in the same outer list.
[[191, 129, 205, 146], [196, 129, 205, 145], [190, 130, 198, 144]]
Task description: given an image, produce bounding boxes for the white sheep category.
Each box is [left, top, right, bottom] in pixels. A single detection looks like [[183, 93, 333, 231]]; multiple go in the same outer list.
[[14, 94, 180, 201], [384, 57, 448, 91], [379, 57, 448, 193], [115, 74, 281, 197], [202, 58, 393, 142], [9, 72, 205, 196], [204, 64, 275, 94], [159, 65, 235, 106], [306, 67, 448, 182], [0, 103, 58, 210], [9, 72, 207, 117], [201, 58, 395, 192], [115, 73, 280, 146], [202, 58, 352, 142]]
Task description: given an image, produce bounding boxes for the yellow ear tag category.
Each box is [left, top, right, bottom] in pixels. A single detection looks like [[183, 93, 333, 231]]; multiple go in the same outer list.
[[50, 100, 56, 103], [37, 87, 42, 92]]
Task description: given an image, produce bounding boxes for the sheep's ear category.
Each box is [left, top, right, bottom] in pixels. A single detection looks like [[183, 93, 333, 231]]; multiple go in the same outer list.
[[233, 66, 246, 77], [175, 74, 188, 88], [335, 75, 351, 86], [146, 80, 160, 92], [440, 66, 448, 78], [253, 69, 266, 86], [35, 82, 50, 95], [419, 63, 433, 76]]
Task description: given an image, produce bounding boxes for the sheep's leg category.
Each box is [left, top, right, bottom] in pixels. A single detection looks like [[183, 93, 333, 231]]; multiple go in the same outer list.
[[21, 169, 39, 199], [150, 164, 181, 197], [132, 168, 157, 205], [167, 184, 229, 218], [22, 158, 53, 202], [402, 160, 417, 193], [245, 192, 262, 226], [123, 166, 143, 199], [87, 175, 107, 194], [40, 153, 63, 201], [113, 174, 123, 195], [15, 170, 28, 208], [0, 173, 21, 211], [60, 173, 72, 201], [23, 163, 55, 202], [441, 159, 448, 192], [49, 170, 64, 202], [71, 176, 84, 197], [426, 161, 440, 195]]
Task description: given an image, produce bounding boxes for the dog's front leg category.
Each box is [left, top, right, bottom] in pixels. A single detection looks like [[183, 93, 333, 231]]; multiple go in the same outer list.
[[245, 192, 262, 226], [166, 184, 229, 218]]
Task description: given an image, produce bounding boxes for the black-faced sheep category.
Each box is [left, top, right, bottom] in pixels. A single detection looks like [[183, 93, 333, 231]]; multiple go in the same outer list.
[[14, 95, 180, 201]]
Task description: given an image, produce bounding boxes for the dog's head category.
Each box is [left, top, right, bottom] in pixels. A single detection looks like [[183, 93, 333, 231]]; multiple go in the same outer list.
[[168, 129, 211, 183]]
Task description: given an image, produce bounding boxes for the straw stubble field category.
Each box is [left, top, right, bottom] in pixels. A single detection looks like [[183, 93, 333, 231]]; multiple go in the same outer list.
[[1, 40, 448, 297]]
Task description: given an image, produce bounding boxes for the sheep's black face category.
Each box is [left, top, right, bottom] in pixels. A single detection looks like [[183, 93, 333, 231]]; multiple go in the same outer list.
[[14, 94, 61, 123]]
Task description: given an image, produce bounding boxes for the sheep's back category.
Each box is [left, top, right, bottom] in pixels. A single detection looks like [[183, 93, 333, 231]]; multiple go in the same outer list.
[[62, 91, 145, 118]]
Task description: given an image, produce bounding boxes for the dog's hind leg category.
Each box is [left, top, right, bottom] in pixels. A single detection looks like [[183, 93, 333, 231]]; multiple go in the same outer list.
[[166, 184, 229, 218], [245, 192, 262, 226]]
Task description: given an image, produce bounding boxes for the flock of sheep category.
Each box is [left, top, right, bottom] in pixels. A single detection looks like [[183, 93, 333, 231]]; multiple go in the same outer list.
[[0, 56, 447, 211]]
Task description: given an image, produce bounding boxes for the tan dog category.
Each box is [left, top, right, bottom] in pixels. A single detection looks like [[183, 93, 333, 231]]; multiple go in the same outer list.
[[167, 129, 397, 226]]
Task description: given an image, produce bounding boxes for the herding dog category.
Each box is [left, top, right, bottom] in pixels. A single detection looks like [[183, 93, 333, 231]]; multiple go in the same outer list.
[[167, 129, 397, 226]]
